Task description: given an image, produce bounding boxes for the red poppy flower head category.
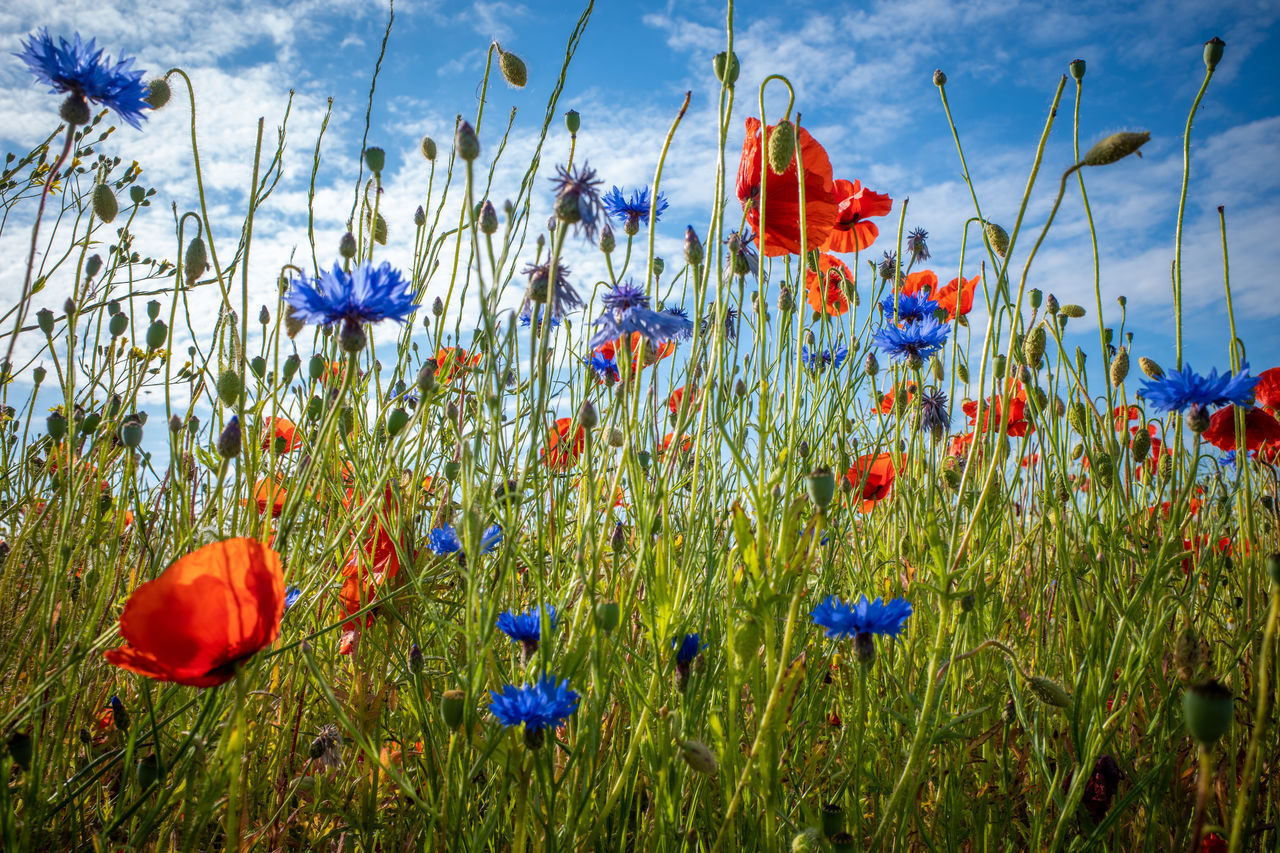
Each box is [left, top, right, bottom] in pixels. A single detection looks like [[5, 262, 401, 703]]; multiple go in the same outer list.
[[436, 347, 482, 383], [104, 538, 285, 686], [736, 117, 837, 257], [901, 269, 936, 297], [543, 417, 586, 470], [1203, 406, 1280, 452], [262, 417, 301, 454], [1254, 367, 1280, 412], [805, 254, 853, 316], [935, 273, 980, 318], [846, 452, 896, 511], [823, 178, 893, 254]]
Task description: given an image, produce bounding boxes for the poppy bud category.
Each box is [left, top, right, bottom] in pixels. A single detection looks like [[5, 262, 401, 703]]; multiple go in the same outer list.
[[363, 147, 385, 174], [1110, 348, 1129, 385], [369, 213, 387, 245], [768, 120, 796, 175], [564, 109, 580, 134], [713, 51, 740, 85], [1082, 131, 1150, 167], [386, 407, 409, 437], [1131, 427, 1151, 464], [184, 237, 208, 284], [145, 77, 171, 108], [1069, 58, 1086, 81], [478, 200, 498, 234], [932, 69, 947, 87], [496, 44, 527, 88], [441, 689, 466, 729], [47, 411, 66, 440], [455, 120, 480, 162], [1023, 326, 1046, 369], [1203, 37, 1225, 72], [1027, 675, 1071, 708], [339, 318, 367, 353], [1266, 553, 1280, 586], [679, 739, 718, 775], [1058, 303, 1085, 319], [60, 93, 91, 126], [92, 183, 118, 223], [863, 352, 879, 377], [421, 136, 437, 160], [684, 226, 703, 266], [993, 354, 1006, 379], [1159, 453, 1174, 480], [217, 368, 242, 407], [1139, 357, 1163, 379], [1183, 680, 1233, 745], [217, 417, 241, 458]]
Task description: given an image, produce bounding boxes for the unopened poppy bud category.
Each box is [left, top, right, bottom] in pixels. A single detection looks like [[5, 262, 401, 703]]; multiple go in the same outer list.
[[1069, 58, 1086, 81], [92, 183, 118, 223], [768, 120, 796, 175], [864, 352, 879, 377], [679, 739, 718, 775], [1203, 37, 1225, 72], [184, 237, 208, 284], [441, 689, 466, 729], [1183, 679, 1232, 745], [595, 600, 619, 632], [145, 78, 171, 108], [993, 354, 1006, 379], [432, 297, 445, 316], [1160, 453, 1174, 479], [217, 369, 242, 407], [713, 51, 740, 85], [684, 226, 703, 266], [369, 213, 387, 245], [1023, 326, 1046, 369], [455, 120, 480, 162], [1110, 348, 1129, 385], [1027, 675, 1072, 708], [1139, 357, 1163, 379], [564, 109, 580, 134], [984, 220, 1009, 258], [363, 147, 385, 174], [1059, 303, 1086, 319], [820, 802, 845, 839], [60, 93, 91, 126], [1186, 404, 1210, 434], [1082, 131, 1150, 167], [578, 400, 597, 430], [217, 416, 242, 458], [932, 68, 947, 87], [1131, 427, 1151, 463], [145, 320, 167, 350], [478, 200, 498, 234], [496, 44, 527, 88]]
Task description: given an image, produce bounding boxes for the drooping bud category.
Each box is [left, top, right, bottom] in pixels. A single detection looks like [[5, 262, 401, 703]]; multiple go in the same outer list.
[[495, 44, 527, 88], [1068, 58, 1086, 81], [184, 237, 208, 284], [217, 369, 242, 407], [363, 147, 385, 174], [1139, 357, 1163, 379], [1203, 37, 1225, 72], [713, 51, 740, 85], [455, 120, 480, 162], [145, 78, 171, 109], [1110, 348, 1129, 385], [984, 221, 1009, 258], [1082, 131, 1151, 167], [768, 120, 796, 175], [1068, 401, 1088, 435], [217, 416, 242, 458], [1027, 675, 1072, 708], [684, 226, 704, 266], [92, 183, 118, 223]]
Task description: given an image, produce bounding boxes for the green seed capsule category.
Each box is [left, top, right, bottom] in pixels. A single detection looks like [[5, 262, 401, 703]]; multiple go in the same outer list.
[[1182, 680, 1233, 745], [441, 690, 466, 730], [145, 321, 167, 350], [109, 313, 128, 337], [386, 407, 409, 437], [92, 183, 118, 223]]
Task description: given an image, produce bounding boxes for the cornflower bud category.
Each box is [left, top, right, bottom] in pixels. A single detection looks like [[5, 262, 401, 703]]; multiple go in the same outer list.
[[421, 136, 437, 161], [455, 120, 480, 162], [217, 416, 242, 458], [684, 226, 703, 266]]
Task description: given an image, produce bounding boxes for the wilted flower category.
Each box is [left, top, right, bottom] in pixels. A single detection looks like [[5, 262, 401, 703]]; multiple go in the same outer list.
[[550, 162, 607, 240], [905, 227, 930, 262], [520, 260, 583, 321]]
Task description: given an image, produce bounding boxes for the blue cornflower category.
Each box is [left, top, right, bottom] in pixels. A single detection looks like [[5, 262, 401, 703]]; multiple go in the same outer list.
[[880, 291, 940, 324], [17, 30, 150, 128], [812, 595, 913, 639], [587, 351, 620, 382], [550, 162, 607, 241], [918, 388, 950, 434], [589, 281, 693, 350], [906, 227, 930, 262], [725, 229, 761, 279], [489, 674, 580, 747], [284, 586, 302, 611], [481, 524, 503, 554], [520, 260, 582, 321], [872, 316, 950, 365], [1220, 451, 1237, 474], [285, 261, 418, 328], [602, 186, 669, 231], [673, 632, 704, 689], [663, 306, 694, 341], [518, 306, 563, 331], [497, 604, 558, 657], [700, 305, 740, 341], [1136, 363, 1258, 414], [802, 343, 849, 373], [426, 524, 461, 556]]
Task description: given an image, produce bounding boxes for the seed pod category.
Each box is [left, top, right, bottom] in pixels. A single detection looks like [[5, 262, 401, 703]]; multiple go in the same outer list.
[[92, 183, 118, 223], [1204, 37, 1225, 72], [145, 320, 167, 350], [217, 369, 242, 407], [792, 828, 823, 853], [145, 78, 171, 108], [983, 221, 1009, 258], [47, 412, 66, 440], [564, 109, 580, 134], [806, 467, 836, 510], [1027, 675, 1072, 708], [1110, 348, 1129, 385], [1069, 58, 1086, 81], [386, 408, 409, 437], [363, 147, 385, 174], [1082, 131, 1150, 167], [768, 120, 796, 175], [1182, 680, 1233, 745], [713, 51, 740, 85], [108, 313, 128, 337], [1139, 357, 1164, 379], [496, 44, 527, 87], [441, 690, 466, 729]]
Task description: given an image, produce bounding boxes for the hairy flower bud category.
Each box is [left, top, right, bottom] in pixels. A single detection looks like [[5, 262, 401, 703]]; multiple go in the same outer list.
[[145, 78, 171, 109], [92, 183, 118, 223], [768, 120, 796, 175], [684, 226, 704, 266], [1023, 325, 1046, 369], [1110, 348, 1129, 385], [1131, 426, 1151, 464], [217, 369, 242, 407], [421, 136, 437, 161], [1027, 675, 1072, 708], [496, 44, 527, 88], [1082, 131, 1151, 167], [1139, 357, 1163, 379], [983, 220, 1009, 258], [455, 120, 480, 162], [184, 237, 208, 284], [1060, 303, 1086, 319], [679, 739, 718, 775]]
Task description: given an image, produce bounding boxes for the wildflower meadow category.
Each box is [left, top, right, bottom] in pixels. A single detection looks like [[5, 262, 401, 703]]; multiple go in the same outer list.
[[1, 5, 1278, 851]]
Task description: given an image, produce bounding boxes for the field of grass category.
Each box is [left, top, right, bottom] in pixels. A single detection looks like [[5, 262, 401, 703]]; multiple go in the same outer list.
[[0, 8, 1276, 851]]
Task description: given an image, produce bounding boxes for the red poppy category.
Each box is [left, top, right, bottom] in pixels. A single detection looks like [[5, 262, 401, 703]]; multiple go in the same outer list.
[[735, 117, 838, 257], [963, 383, 1032, 437], [1203, 405, 1280, 451], [823, 179, 893, 254], [1111, 406, 1141, 432], [104, 538, 285, 686], [262, 417, 302, 453], [879, 383, 915, 414], [805, 254, 854, 316], [901, 269, 937, 297], [948, 433, 975, 458], [436, 347, 482, 383], [1200, 832, 1227, 853], [248, 478, 288, 517], [544, 417, 585, 470], [339, 485, 403, 635], [1254, 367, 1280, 412], [660, 432, 693, 455], [934, 274, 980, 319], [596, 333, 676, 374], [845, 452, 896, 511], [1021, 453, 1040, 468], [668, 386, 697, 415]]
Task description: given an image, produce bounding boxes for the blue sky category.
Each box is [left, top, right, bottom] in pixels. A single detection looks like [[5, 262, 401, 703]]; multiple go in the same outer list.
[[2, 0, 1278, 407]]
